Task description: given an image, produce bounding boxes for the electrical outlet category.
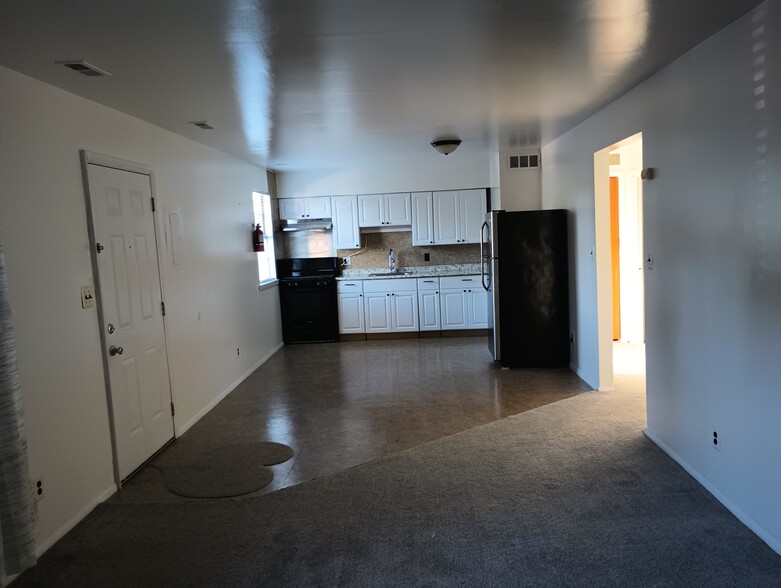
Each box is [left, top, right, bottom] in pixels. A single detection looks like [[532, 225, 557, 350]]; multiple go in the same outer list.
[[712, 430, 720, 452], [569, 331, 575, 344], [424, 253, 431, 262], [33, 478, 44, 501], [237, 347, 240, 356], [80, 286, 96, 309], [646, 251, 654, 270], [342, 256, 351, 266]]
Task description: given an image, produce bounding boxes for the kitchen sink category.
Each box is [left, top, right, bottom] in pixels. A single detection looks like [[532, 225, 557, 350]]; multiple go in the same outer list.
[[368, 272, 411, 277]]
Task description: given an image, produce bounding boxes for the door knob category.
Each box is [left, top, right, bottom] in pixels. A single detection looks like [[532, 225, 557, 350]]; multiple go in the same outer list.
[[109, 345, 124, 356]]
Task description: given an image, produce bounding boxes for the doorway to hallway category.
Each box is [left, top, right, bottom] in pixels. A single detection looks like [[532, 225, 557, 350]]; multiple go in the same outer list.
[[593, 133, 647, 393]]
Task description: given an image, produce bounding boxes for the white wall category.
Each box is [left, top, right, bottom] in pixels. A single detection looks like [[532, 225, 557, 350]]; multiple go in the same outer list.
[[277, 156, 490, 198], [0, 66, 283, 552], [542, 1, 781, 552]]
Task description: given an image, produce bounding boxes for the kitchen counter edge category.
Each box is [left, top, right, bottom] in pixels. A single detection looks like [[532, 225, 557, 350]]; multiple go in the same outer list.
[[338, 264, 482, 281]]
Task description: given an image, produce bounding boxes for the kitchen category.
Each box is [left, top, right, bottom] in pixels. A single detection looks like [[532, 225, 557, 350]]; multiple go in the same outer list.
[[275, 185, 570, 369]]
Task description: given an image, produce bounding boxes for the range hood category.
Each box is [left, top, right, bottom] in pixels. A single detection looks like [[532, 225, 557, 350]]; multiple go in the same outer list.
[[280, 218, 333, 232]]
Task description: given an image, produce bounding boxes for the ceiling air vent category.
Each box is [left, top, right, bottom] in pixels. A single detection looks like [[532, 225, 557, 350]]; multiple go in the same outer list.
[[189, 121, 214, 130], [57, 60, 112, 77], [508, 153, 541, 170]]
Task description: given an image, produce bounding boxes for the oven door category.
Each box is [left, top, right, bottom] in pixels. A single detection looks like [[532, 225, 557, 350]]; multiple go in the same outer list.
[[278, 280, 339, 343]]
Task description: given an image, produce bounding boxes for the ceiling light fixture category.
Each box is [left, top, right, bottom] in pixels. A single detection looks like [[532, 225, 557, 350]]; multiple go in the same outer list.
[[431, 139, 461, 155]]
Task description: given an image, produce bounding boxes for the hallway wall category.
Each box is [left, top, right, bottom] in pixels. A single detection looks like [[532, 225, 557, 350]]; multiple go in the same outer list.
[[542, 1, 781, 551], [0, 66, 282, 553]]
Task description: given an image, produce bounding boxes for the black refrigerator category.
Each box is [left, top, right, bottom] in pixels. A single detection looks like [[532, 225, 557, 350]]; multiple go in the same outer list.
[[481, 210, 570, 368]]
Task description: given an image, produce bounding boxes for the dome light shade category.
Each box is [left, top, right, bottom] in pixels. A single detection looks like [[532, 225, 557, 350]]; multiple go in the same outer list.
[[431, 139, 461, 155]]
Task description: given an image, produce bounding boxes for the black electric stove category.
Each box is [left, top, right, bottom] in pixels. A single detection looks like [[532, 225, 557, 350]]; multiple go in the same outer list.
[[276, 257, 340, 344]]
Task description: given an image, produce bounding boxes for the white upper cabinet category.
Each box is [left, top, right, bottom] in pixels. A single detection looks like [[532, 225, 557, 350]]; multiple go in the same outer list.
[[384, 193, 412, 225], [279, 196, 332, 220], [357, 194, 384, 227], [411, 192, 434, 246], [358, 193, 411, 227], [431, 189, 486, 245], [331, 196, 361, 249], [459, 189, 487, 244], [433, 191, 460, 245]]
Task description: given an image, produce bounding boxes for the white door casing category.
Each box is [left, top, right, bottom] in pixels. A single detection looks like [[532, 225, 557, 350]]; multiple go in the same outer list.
[[84, 158, 174, 483]]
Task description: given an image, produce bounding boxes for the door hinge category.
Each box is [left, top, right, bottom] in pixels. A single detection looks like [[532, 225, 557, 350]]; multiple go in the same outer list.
[[170, 402, 175, 417], [96, 242, 104, 254], [161, 301, 166, 316], [151, 197, 156, 212]]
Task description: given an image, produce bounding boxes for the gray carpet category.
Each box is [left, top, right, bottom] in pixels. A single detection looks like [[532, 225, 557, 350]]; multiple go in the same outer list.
[[14, 389, 781, 587], [153, 442, 293, 498]]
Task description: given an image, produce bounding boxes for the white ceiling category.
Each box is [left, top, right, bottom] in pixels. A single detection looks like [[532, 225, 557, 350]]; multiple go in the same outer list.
[[0, 0, 762, 171]]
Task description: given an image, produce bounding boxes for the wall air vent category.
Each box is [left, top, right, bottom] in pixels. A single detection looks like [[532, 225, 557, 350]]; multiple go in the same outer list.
[[57, 60, 112, 77], [508, 153, 541, 170], [189, 121, 214, 130]]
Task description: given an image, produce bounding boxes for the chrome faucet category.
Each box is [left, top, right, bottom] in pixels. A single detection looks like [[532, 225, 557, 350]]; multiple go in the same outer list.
[[388, 249, 396, 272]]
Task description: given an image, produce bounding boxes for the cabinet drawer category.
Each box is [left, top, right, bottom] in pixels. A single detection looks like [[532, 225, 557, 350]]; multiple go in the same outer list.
[[417, 277, 439, 291], [363, 278, 417, 293], [440, 275, 481, 290], [337, 281, 364, 293]]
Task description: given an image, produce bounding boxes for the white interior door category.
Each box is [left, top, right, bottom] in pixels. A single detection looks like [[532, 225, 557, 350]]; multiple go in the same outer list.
[[86, 162, 174, 482]]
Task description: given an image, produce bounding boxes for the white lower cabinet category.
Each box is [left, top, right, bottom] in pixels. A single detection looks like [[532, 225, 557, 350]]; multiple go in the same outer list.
[[417, 278, 440, 331], [364, 293, 392, 332], [440, 275, 487, 330], [337, 275, 484, 336], [337, 281, 365, 334], [363, 278, 418, 333]]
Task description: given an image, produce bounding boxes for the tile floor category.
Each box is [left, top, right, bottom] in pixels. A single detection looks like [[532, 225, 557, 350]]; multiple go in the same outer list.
[[110, 336, 592, 503]]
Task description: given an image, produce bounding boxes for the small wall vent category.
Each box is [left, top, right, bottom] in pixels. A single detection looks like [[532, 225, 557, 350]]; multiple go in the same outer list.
[[57, 60, 112, 77], [189, 121, 215, 130], [508, 153, 541, 170]]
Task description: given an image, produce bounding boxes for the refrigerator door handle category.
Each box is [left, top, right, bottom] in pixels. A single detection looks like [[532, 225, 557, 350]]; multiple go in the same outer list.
[[480, 221, 490, 291]]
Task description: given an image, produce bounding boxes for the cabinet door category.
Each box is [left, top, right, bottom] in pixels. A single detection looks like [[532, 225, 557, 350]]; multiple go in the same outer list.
[[411, 192, 434, 246], [459, 189, 486, 244], [432, 191, 460, 244], [391, 291, 418, 331], [364, 292, 392, 332], [440, 289, 468, 329], [467, 288, 489, 329], [418, 290, 441, 331], [357, 194, 384, 227], [332, 196, 361, 249], [338, 293, 365, 334], [306, 196, 332, 219], [278, 198, 306, 220], [385, 193, 411, 226]]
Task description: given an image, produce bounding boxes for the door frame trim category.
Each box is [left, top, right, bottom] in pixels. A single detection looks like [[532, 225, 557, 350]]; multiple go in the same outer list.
[[79, 150, 175, 487]]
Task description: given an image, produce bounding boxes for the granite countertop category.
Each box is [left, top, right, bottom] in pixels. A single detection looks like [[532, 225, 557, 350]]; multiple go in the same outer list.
[[338, 263, 481, 280]]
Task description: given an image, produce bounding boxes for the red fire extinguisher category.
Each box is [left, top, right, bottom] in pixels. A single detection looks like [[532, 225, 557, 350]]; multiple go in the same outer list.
[[252, 224, 264, 252]]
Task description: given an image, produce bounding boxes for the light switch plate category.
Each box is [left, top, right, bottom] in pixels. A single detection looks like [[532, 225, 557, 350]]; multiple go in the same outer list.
[[81, 286, 96, 308]]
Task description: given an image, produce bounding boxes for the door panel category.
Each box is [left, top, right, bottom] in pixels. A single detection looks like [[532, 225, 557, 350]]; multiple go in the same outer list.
[[391, 291, 418, 331], [440, 289, 467, 329], [358, 194, 384, 227], [610, 176, 621, 340], [87, 163, 174, 481], [433, 191, 459, 244], [459, 190, 485, 244], [364, 293, 391, 332], [385, 193, 411, 225]]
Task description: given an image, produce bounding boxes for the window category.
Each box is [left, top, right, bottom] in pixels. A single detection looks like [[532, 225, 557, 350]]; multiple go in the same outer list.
[[252, 191, 277, 285]]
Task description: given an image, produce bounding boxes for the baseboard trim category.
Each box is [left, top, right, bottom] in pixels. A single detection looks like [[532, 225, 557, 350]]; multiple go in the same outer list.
[[569, 361, 598, 390], [643, 427, 781, 557], [37, 484, 117, 557], [175, 341, 283, 437]]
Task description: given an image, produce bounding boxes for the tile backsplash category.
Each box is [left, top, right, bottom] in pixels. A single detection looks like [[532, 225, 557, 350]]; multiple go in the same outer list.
[[338, 231, 480, 269]]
